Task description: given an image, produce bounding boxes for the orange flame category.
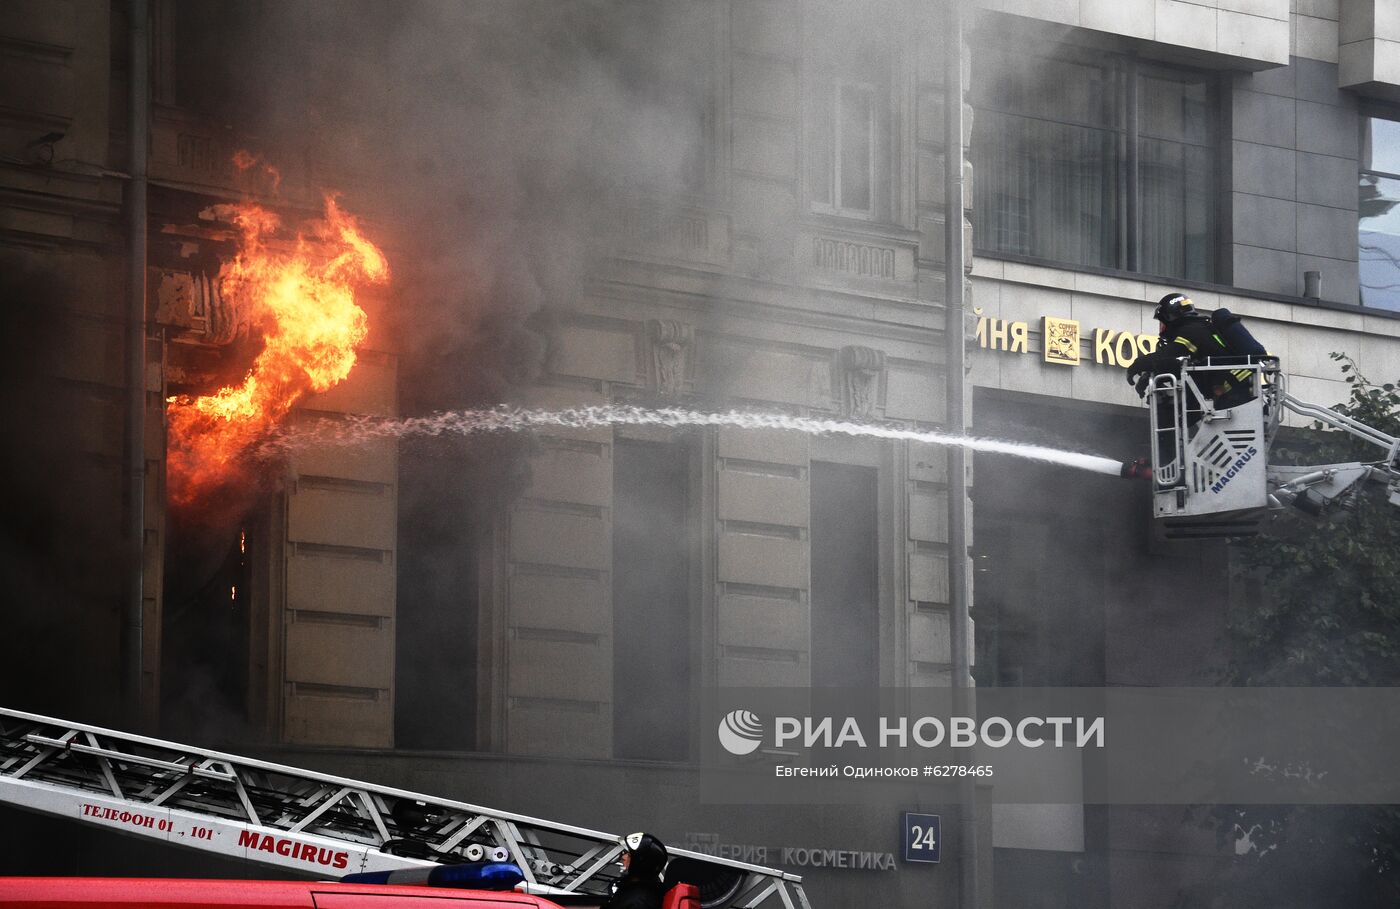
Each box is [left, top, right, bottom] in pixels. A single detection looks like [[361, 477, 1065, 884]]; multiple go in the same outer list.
[[232, 149, 283, 194], [166, 195, 388, 505]]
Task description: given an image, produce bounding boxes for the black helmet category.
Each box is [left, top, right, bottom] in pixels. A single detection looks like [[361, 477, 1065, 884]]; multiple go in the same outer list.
[[620, 831, 668, 878], [1153, 292, 1196, 325]]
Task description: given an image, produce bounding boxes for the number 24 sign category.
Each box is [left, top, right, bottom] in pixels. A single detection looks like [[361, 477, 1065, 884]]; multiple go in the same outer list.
[[903, 813, 940, 864]]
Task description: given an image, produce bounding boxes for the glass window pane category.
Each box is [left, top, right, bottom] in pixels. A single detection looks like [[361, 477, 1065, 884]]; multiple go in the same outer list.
[[613, 439, 692, 761], [973, 109, 1121, 269], [1363, 117, 1400, 176], [838, 85, 873, 211], [809, 95, 833, 206], [975, 53, 1119, 129], [1140, 72, 1212, 146], [1359, 173, 1400, 311], [972, 50, 1217, 281], [1140, 140, 1215, 282]]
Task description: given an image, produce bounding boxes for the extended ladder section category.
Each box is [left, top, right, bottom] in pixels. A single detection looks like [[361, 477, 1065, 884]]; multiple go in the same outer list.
[[1148, 359, 1400, 537], [0, 708, 809, 909]]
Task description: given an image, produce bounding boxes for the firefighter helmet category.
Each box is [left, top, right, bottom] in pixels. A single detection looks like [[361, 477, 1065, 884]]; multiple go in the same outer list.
[[1153, 292, 1196, 325], [620, 832, 668, 878]]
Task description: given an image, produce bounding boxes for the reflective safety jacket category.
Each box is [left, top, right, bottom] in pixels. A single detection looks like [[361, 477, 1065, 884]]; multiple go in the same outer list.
[[602, 878, 670, 909], [1130, 315, 1251, 396]]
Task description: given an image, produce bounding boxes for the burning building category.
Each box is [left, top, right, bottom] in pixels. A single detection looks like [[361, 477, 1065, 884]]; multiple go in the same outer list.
[[4, 1, 1400, 908], [0, 0, 408, 767], [152, 190, 397, 747]]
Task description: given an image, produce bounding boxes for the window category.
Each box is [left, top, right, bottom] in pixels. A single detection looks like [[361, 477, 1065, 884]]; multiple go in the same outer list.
[[812, 82, 880, 216], [807, 10, 894, 221], [613, 439, 692, 761], [154, 1, 281, 119], [810, 462, 878, 689], [597, 4, 713, 196], [972, 50, 1218, 282], [1359, 114, 1400, 311]]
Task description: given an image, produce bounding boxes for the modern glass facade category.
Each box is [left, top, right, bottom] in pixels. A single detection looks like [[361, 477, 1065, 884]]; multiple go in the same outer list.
[[973, 49, 1218, 283], [1360, 114, 1400, 311]]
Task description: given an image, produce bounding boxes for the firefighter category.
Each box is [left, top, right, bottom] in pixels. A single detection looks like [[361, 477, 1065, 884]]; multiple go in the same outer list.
[[1125, 293, 1233, 397], [602, 832, 670, 909], [1124, 293, 1234, 477], [1128, 293, 1263, 404]]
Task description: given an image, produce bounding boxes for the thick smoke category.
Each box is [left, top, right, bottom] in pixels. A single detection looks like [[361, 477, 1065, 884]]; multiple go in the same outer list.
[[199, 1, 715, 412], [170, 0, 730, 745], [187, 0, 724, 567]]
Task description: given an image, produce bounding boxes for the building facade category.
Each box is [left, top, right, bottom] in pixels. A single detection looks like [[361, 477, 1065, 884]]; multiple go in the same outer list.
[[966, 0, 1400, 904], [4, 1, 1400, 908]]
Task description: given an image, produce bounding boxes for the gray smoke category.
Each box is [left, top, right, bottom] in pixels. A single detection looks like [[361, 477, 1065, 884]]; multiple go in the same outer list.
[[197, 0, 717, 407], [165, 1, 734, 746]]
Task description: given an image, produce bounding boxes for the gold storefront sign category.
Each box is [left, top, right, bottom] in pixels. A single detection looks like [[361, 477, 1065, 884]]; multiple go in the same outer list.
[[1043, 317, 1080, 365], [974, 315, 1028, 353], [973, 310, 1158, 369], [1093, 328, 1157, 367]]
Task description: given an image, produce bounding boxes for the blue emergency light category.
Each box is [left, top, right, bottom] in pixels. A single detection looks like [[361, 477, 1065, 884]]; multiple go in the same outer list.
[[341, 860, 526, 890]]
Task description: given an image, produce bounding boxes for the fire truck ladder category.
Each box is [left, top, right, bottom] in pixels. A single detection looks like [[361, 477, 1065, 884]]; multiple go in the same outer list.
[[0, 708, 809, 909]]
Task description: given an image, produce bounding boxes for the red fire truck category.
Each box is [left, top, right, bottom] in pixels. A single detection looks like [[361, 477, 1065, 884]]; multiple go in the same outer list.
[[0, 709, 805, 909], [0, 876, 700, 909]]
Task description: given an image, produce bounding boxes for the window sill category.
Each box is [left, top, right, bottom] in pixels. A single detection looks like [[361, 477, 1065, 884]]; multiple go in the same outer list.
[[973, 251, 1400, 323], [810, 203, 876, 222]]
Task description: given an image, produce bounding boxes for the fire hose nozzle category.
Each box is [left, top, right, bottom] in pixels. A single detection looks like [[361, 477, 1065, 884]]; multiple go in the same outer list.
[[1120, 457, 1152, 480]]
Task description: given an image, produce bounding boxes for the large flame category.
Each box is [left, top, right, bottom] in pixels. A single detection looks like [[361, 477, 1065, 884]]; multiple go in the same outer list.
[[166, 195, 389, 505]]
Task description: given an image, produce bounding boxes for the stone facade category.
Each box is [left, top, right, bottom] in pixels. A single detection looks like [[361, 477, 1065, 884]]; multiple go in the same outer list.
[[1340, 0, 1400, 97], [979, 0, 1292, 68], [0, 0, 972, 905], [468, 1, 962, 767], [963, 3, 1400, 907], [969, 259, 1400, 414], [0, 2, 146, 725], [1231, 55, 1365, 301]]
